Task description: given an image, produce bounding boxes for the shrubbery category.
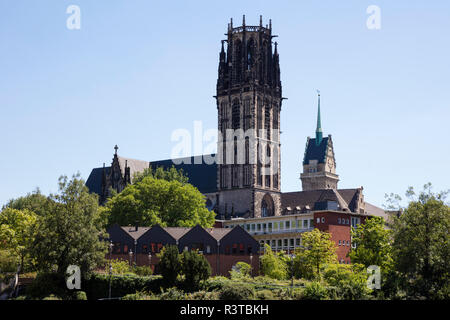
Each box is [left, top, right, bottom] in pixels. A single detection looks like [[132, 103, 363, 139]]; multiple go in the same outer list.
[[219, 283, 255, 300], [83, 273, 163, 300]]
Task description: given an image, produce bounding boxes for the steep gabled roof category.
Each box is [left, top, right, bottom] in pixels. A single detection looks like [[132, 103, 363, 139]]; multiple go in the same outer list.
[[117, 156, 149, 183], [164, 227, 192, 240], [303, 137, 329, 165], [281, 188, 361, 213], [121, 226, 151, 240], [149, 154, 217, 194], [205, 227, 232, 240]]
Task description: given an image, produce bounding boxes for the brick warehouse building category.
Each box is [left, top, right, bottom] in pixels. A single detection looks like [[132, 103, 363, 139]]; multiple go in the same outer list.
[[106, 224, 260, 276], [87, 16, 388, 265]]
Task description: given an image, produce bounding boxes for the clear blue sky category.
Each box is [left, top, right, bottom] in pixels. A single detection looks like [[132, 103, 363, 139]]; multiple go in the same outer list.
[[1, 0, 449, 208]]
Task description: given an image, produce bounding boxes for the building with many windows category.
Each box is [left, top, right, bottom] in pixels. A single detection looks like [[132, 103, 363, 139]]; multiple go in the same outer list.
[[86, 16, 387, 265]]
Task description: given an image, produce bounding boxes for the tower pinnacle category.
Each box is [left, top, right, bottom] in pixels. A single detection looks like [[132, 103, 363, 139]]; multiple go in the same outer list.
[[315, 90, 323, 145]]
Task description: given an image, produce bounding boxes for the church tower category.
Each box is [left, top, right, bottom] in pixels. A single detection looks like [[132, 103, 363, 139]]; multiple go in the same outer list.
[[300, 92, 339, 191], [216, 16, 282, 218]]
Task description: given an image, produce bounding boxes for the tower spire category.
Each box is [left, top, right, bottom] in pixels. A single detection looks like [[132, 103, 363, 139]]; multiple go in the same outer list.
[[315, 90, 323, 145]]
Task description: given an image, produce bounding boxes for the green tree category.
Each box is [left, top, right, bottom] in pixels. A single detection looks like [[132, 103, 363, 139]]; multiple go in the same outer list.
[[3, 188, 49, 216], [181, 250, 211, 291], [390, 183, 450, 299], [349, 216, 393, 272], [105, 176, 215, 228], [229, 261, 252, 279], [158, 245, 182, 287], [322, 263, 372, 300], [260, 244, 288, 280], [294, 229, 337, 279], [0, 208, 37, 273], [29, 174, 107, 278], [132, 166, 189, 184]]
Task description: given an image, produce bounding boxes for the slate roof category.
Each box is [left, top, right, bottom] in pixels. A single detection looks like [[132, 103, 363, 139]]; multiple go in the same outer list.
[[117, 225, 237, 242], [121, 226, 152, 240], [85, 167, 110, 195], [117, 156, 149, 183], [205, 228, 232, 240], [164, 227, 192, 240], [364, 202, 388, 219], [281, 188, 360, 213], [303, 137, 329, 165], [86, 154, 218, 196], [149, 154, 217, 194]]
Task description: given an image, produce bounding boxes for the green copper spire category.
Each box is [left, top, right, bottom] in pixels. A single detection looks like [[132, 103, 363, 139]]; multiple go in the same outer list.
[[315, 90, 323, 145]]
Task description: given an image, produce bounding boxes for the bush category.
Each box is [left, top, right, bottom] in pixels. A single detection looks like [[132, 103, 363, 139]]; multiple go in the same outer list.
[[158, 287, 186, 300], [230, 262, 252, 279], [322, 263, 372, 300], [187, 290, 220, 300], [43, 294, 62, 300], [158, 245, 182, 287], [26, 272, 67, 299], [205, 276, 232, 292], [260, 244, 288, 280], [107, 259, 131, 275], [256, 289, 275, 300], [83, 273, 164, 300], [303, 281, 329, 300], [219, 283, 255, 300], [133, 265, 153, 277], [181, 251, 211, 291], [73, 291, 87, 300], [122, 291, 156, 300]]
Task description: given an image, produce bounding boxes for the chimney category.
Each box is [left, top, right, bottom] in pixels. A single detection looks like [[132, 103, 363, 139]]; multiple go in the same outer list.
[[135, 225, 138, 232]]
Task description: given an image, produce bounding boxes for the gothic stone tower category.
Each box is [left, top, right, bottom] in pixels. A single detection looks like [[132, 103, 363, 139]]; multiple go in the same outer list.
[[216, 16, 282, 218], [300, 93, 339, 191]]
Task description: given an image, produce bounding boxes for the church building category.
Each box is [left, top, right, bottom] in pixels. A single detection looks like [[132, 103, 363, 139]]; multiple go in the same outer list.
[[85, 16, 386, 262]]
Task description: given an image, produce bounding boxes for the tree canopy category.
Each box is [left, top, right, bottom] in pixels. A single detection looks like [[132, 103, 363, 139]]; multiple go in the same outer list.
[[294, 229, 337, 279], [29, 174, 107, 277], [390, 183, 450, 299], [105, 175, 215, 228]]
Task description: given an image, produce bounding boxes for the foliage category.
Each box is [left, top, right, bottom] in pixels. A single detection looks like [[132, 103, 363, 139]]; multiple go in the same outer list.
[[158, 287, 187, 300], [293, 229, 337, 279], [322, 263, 372, 300], [229, 261, 252, 279], [107, 259, 131, 275], [83, 273, 163, 300], [204, 276, 232, 292], [219, 282, 255, 300], [3, 188, 49, 216], [25, 272, 67, 299], [0, 249, 19, 273], [390, 183, 450, 299], [303, 281, 329, 300], [0, 208, 37, 273], [133, 265, 153, 277], [105, 176, 215, 228], [158, 245, 182, 287], [133, 166, 189, 185], [349, 216, 393, 273], [260, 244, 288, 280], [122, 291, 157, 300], [181, 250, 211, 291], [29, 174, 107, 278], [187, 290, 220, 300], [73, 291, 87, 300], [43, 294, 62, 300], [256, 289, 275, 300]]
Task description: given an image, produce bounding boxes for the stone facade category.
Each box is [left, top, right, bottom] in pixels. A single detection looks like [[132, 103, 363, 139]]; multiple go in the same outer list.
[[215, 16, 282, 218]]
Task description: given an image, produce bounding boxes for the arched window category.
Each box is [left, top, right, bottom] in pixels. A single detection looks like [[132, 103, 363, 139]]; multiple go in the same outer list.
[[261, 194, 274, 217], [247, 38, 255, 71], [232, 99, 240, 129]]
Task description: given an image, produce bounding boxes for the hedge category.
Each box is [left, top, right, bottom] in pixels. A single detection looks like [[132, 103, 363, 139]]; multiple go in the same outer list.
[[83, 273, 164, 300]]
